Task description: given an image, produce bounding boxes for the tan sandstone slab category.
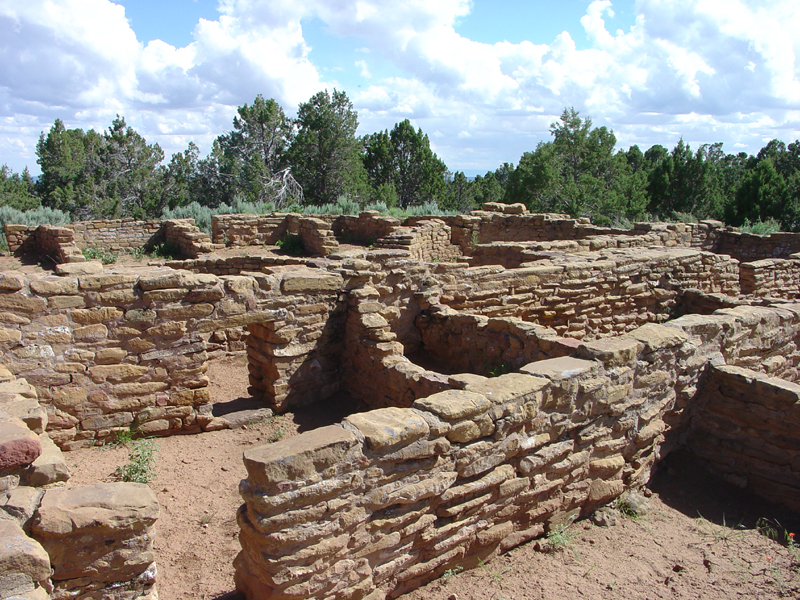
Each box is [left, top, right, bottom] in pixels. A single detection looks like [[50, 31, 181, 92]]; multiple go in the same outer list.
[[413, 390, 490, 420], [33, 482, 159, 536], [344, 407, 430, 451], [0, 520, 51, 599], [520, 356, 596, 380], [465, 373, 549, 404], [54, 261, 103, 276], [243, 425, 359, 484]]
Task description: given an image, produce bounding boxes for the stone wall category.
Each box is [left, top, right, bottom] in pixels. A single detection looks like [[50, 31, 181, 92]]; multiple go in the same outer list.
[[0, 367, 158, 600], [686, 364, 800, 512], [438, 248, 740, 339], [375, 219, 461, 262], [334, 212, 400, 246], [739, 257, 800, 298], [166, 252, 308, 275], [5, 219, 215, 262], [717, 230, 800, 261], [233, 303, 800, 600], [0, 268, 342, 448], [4, 225, 84, 264], [211, 214, 288, 246], [71, 219, 163, 252], [0, 245, 782, 449]]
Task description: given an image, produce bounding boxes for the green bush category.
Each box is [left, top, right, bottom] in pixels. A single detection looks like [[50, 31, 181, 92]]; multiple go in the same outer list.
[[0, 205, 71, 249], [740, 218, 781, 235], [147, 241, 181, 259], [276, 234, 305, 255]]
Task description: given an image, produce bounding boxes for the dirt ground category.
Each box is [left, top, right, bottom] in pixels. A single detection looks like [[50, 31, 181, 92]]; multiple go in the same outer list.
[[63, 354, 800, 600]]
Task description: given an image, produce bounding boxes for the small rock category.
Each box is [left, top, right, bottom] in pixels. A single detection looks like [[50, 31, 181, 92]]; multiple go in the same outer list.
[[591, 506, 619, 527]]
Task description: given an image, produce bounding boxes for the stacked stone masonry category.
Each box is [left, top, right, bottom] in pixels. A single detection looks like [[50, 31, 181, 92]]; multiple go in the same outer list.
[[3, 205, 800, 600], [0, 364, 159, 600], [235, 305, 800, 600]]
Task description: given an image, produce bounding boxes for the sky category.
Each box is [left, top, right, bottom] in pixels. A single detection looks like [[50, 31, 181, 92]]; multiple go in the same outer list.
[[1, 0, 799, 177]]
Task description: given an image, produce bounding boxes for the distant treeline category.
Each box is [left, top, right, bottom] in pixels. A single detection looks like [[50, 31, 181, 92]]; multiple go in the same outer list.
[[2, 93, 799, 233]]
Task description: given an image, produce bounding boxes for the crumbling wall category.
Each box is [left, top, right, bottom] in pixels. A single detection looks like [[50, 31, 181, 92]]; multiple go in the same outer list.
[[415, 306, 577, 375], [71, 219, 163, 252], [739, 257, 800, 298], [161, 219, 217, 258], [375, 219, 461, 262], [0, 268, 344, 448], [438, 248, 740, 339], [1, 367, 158, 600], [686, 364, 800, 513], [334, 212, 400, 245], [717, 230, 800, 261], [233, 304, 800, 600], [212, 214, 289, 246]]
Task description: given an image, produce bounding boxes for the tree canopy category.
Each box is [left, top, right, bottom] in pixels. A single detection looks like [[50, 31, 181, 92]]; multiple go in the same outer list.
[[2, 100, 798, 232]]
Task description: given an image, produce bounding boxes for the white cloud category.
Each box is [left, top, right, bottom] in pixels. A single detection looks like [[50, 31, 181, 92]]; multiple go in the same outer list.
[[0, 0, 799, 176]]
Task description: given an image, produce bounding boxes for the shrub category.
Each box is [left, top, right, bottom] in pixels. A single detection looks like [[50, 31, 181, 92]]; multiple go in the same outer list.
[[0, 205, 71, 249], [276, 234, 304, 255], [115, 438, 156, 483], [740, 218, 781, 235]]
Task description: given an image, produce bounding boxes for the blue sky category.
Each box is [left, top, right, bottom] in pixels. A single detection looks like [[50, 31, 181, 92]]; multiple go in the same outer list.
[[1, 0, 799, 177]]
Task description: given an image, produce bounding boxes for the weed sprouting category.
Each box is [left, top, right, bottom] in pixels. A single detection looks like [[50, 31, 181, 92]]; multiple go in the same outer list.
[[267, 426, 286, 443], [547, 521, 578, 551], [82, 247, 117, 264], [442, 565, 462, 583], [695, 513, 746, 543], [276, 234, 304, 255], [115, 438, 156, 483]]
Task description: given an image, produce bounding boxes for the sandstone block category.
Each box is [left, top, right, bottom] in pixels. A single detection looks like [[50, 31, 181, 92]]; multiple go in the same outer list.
[[578, 337, 641, 367], [0, 418, 42, 469], [624, 323, 688, 353], [89, 364, 148, 383], [413, 390, 490, 420], [344, 407, 430, 451], [0, 294, 47, 314], [32, 482, 159, 582], [0, 273, 25, 291], [0, 520, 51, 599], [30, 278, 78, 296], [21, 434, 70, 487], [281, 271, 343, 293], [0, 327, 22, 344], [137, 271, 184, 290], [54, 261, 103, 275], [465, 373, 548, 405], [243, 425, 359, 485], [95, 348, 127, 364], [520, 356, 595, 380], [157, 303, 214, 320], [73, 323, 108, 342], [144, 320, 187, 338]]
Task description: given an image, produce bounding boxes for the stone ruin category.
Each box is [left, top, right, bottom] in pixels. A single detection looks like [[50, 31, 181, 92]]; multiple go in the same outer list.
[[1, 202, 799, 599]]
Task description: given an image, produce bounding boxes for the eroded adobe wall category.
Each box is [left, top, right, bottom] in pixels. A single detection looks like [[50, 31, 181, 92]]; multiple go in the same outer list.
[[686, 364, 800, 512], [235, 304, 800, 600]]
